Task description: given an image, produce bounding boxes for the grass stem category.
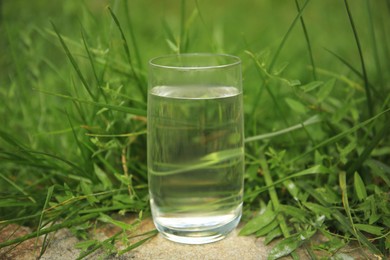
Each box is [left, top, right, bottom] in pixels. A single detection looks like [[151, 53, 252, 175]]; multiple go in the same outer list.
[[344, 0, 373, 119], [268, 0, 310, 72], [295, 0, 316, 80], [0, 214, 99, 248], [258, 153, 290, 238]]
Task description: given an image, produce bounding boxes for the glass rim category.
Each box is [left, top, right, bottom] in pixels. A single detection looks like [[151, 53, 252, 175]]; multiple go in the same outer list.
[[149, 53, 241, 70]]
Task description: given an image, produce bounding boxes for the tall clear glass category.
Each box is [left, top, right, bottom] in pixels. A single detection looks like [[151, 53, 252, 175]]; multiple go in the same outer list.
[[147, 53, 244, 244]]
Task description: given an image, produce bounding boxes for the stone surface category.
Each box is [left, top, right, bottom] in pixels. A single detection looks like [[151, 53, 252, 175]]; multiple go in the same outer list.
[[128, 229, 268, 260], [37, 218, 270, 260], [2, 217, 379, 260], [40, 229, 81, 260], [0, 224, 42, 260]]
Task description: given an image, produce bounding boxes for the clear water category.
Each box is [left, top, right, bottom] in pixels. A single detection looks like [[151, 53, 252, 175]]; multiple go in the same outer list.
[[147, 85, 244, 244]]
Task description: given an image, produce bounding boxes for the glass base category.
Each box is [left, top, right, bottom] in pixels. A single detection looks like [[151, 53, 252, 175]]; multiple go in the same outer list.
[[152, 208, 242, 245]]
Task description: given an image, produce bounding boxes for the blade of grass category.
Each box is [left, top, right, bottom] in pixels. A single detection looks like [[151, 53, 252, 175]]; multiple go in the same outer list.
[[243, 50, 266, 131], [24, 150, 86, 176], [344, 0, 373, 119], [85, 130, 147, 138], [36, 186, 54, 237], [0, 151, 76, 182], [69, 77, 89, 126], [179, 0, 187, 53], [65, 110, 93, 179], [195, 0, 206, 28], [0, 152, 67, 174], [268, 0, 310, 72], [332, 210, 382, 256], [80, 142, 120, 181], [324, 48, 378, 97], [50, 21, 96, 101], [258, 153, 290, 239], [162, 18, 178, 52], [0, 199, 35, 208], [258, 153, 300, 259], [80, 25, 101, 87], [78, 203, 143, 214], [0, 212, 41, 225], [118, 230, 158, 255], [150, 148, 243, 176], [353, 172, 367, 201], [239, 205, 276, 236], [79, 24, 110, 113], [323, 48, 364, 83], [50, 172, 92, 184], [365, 0, 384, 91], [366, 159, 390, 187], [35, 88, 146, 116], [4, 22, 29, 117], [0, 130, 30, 152], [35, 186, 55, 258], [245, 164, 330, 200], [289, 107, 390, 164], [121, 146, 134, 198], [267, 229, 316, 260], [245, 50, 294, 138], [107, 7, 146, 101], [123, 0, 143, 71], [245, 115, 321, 143], [98, 213, 138, 231], [315, 67, 363, 91], [379, 7, 390, 77], [295, 0, 316, 80], [76, 230, 124, 259], [339, 171, 358, 238], [346, 122, 390, 175], [101, 86, 147, 108], [0, 213, 99, 248], [0, 174, 36, 204], [302, 184, 382, 256]]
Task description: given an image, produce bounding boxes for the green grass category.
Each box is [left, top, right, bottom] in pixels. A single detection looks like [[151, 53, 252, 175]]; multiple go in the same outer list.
[[1, 0, 389, 258]]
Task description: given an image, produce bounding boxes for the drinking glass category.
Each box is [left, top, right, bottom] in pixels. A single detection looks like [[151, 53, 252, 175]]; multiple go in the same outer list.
[[147, 53, 244, 244]]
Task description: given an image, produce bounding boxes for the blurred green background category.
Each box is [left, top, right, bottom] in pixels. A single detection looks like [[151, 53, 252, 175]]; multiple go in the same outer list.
[[1, 0, 389, 143]]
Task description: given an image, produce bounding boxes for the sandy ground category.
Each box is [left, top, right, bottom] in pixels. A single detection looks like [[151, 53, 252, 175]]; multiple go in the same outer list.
[[1, 217, 378, 259]]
